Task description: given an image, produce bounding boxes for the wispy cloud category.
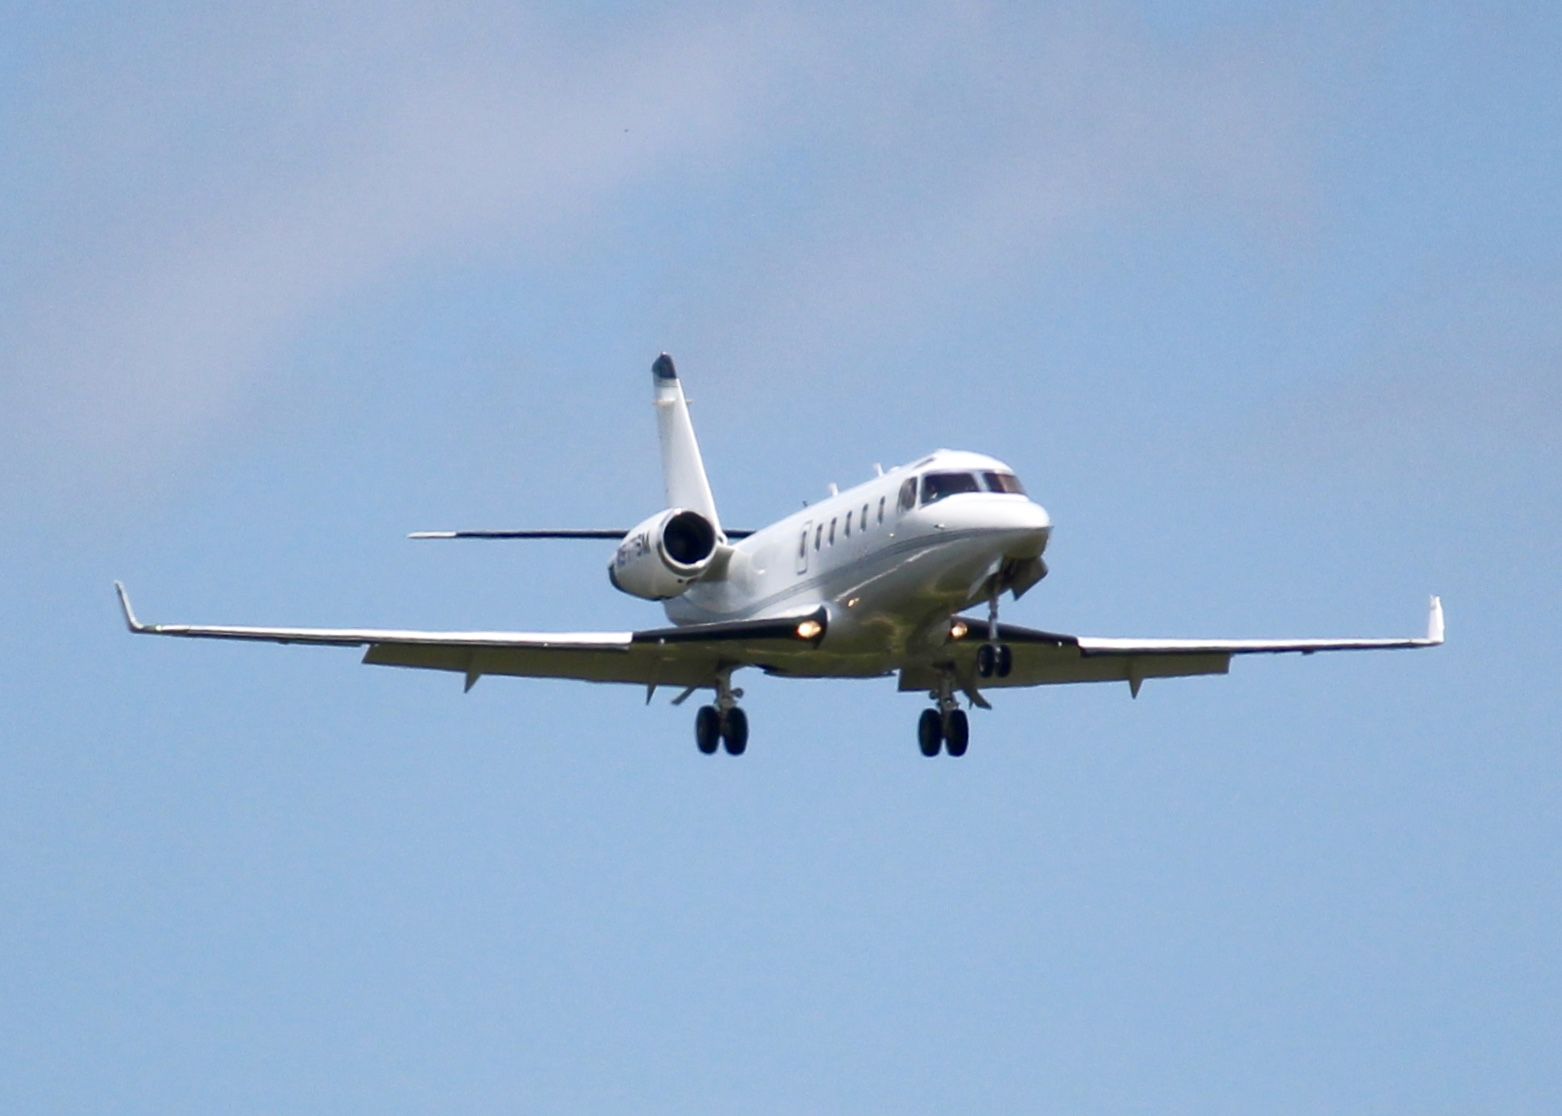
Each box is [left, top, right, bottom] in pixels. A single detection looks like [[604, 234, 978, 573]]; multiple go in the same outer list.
[[4, 4, 1319, 516], [689, 6, 1317, 380], [3, 4, 803, 510]]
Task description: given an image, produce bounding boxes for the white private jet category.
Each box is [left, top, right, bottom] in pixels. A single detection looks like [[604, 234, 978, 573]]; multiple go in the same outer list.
[[117, 353, 1444, 757]]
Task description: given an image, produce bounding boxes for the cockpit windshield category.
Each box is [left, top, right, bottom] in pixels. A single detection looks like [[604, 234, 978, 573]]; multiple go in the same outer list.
[[919, 469, 1027, 505], [982, 471, 1026, 495], [920, 472, 981, 504]]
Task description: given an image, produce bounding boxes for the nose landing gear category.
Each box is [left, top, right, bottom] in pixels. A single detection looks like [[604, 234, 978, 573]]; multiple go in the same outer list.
[[975, 642, 1013, 679]]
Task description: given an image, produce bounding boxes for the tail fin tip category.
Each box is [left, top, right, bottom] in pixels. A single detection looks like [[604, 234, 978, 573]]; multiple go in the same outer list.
[[652, 353, 677, 381]]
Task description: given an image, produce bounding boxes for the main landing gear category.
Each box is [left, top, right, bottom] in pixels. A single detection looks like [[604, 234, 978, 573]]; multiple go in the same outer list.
[[695, 705, 748, 755], [917, 707, 970, 757], [918, 671, 971, 758], [694, 671, 748, 755]]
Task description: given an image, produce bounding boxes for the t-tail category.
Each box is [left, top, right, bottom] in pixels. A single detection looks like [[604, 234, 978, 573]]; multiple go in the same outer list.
[[651, 353, 723, 537], [408, 354, 743, 604], [598, 355, 734, 602]]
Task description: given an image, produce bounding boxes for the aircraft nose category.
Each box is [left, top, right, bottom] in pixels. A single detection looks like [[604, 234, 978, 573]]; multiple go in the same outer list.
[[1001, 500, 1052, 555]]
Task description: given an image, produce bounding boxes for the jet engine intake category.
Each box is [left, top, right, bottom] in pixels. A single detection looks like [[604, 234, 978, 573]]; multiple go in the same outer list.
[[608, 508, 719, 600]]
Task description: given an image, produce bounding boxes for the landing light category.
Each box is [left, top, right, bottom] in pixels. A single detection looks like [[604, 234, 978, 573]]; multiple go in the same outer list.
[[796, 619, 824, 641], [950, 620, 969, 640]]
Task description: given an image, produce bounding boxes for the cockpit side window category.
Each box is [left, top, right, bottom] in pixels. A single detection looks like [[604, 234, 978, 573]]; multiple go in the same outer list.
[[920, 471, 982, 505], [981, 471, 1026, 495], [897, 478, 917, 513]]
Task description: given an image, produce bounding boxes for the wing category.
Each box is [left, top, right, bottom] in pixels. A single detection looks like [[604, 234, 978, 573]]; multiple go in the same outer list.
[[900, 597, 1445, 699], [115, 583, 821, 692]]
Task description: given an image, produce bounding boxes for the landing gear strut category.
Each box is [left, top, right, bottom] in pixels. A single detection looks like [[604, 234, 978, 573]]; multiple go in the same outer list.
[[918, 671, 971, 757], [694, 670, 748, 755]]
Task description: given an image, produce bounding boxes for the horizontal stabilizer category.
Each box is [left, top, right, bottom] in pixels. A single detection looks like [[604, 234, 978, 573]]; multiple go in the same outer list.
[[410, 528, 754, 540]]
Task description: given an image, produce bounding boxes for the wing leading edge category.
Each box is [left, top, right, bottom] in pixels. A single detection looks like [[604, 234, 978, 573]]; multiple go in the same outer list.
[[114, 583, 823, 692], [118, 581, 1441, 701]]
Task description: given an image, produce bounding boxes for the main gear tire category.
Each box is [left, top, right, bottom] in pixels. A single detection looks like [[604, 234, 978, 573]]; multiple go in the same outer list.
[[944, 709, 970, 757], [917, 708, 943, 757], [721, 707, 749, 755], [695, 705, 721, 755]]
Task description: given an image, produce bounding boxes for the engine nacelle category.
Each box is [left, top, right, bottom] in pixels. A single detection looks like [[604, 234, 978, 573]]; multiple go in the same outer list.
[[607, 508, 719, 600]]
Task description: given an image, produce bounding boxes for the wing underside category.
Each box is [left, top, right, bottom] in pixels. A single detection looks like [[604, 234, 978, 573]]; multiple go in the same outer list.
[[114, 583, 822, 691], [900, 597, 1445, 696], [118, 582, 1441, 699]]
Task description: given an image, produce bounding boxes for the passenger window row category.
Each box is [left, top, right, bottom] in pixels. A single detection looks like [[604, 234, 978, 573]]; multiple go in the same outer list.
[[800, 468, 1025, 558], [812, 486, 900, 551]]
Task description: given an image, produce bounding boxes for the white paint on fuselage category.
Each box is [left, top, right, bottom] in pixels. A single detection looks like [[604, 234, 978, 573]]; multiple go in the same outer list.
[[665, 450, 1051, 676]]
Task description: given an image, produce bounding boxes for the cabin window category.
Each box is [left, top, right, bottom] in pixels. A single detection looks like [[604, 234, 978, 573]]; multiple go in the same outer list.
[[897, 478, 917, 513], [920, 471, 982, 505], [878, 496, 886, 523], [798, 532, 807, 560], [829, 519, 836, 545], [844, 511, 852, 537], [815, 524, 823, 550], [862, 503, 870, 529]]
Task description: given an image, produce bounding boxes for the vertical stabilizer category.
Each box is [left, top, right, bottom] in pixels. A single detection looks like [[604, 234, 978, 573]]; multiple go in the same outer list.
[[651, 354, 722, 533]]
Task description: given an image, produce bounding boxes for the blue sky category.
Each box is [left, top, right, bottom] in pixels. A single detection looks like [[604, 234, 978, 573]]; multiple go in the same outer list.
[[3, 3, 1559, 1111]]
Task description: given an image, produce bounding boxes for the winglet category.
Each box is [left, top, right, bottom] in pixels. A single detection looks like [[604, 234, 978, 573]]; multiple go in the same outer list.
[[114, 581, 149, 633], [1427, 595, 1445, 645]]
